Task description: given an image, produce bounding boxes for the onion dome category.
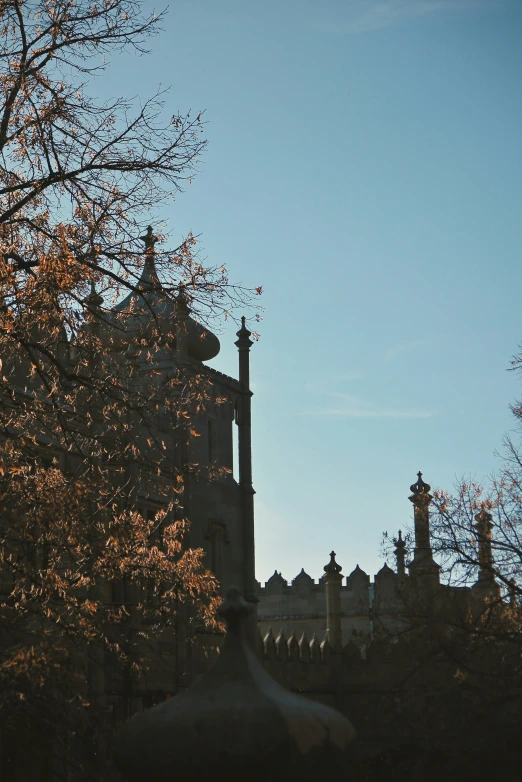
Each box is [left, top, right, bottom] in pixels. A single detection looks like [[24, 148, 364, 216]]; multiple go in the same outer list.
[[409, 471, 431, 499], [103, 227, 220, 361], [113, 587, 355, 782], [324, 550, 343, 576]]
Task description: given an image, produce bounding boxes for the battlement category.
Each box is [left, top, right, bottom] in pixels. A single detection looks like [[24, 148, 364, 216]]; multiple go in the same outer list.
[[257, 560, 412, 643]]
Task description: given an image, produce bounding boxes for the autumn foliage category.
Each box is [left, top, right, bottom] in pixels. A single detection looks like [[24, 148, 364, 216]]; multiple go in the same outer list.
[[0, 0, 255, 774]]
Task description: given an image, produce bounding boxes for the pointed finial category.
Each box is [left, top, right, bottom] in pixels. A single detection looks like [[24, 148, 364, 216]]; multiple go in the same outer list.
[[235, 315, 253, 347], [394, 530, 406, 550], [324, 550, 342, 575], [217, 586, 252, 634], [85, 280, 103, 309], [140, 225, 158, 253]]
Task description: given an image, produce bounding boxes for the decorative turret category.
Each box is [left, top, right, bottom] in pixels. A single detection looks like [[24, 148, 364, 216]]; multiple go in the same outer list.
[[407, 472, 440, 590], [105, 225, 220, 360], [473, 507, 499, 596], [114, 587, 354, 782], [393, 530, 407, 577], [323, 551, 343, 652]]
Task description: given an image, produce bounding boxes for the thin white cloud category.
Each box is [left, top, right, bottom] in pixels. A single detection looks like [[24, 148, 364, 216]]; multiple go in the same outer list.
[[305, 371, 365, 395], [300, 392, 433, 419], [319, 0, 502, 35], [332, 370, 366, 381], [300, 408, 433, 419], [384, 339, 429, 362]]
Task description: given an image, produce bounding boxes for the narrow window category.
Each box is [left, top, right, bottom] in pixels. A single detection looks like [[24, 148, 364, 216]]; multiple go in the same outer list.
[[232, 420, 239, 483]]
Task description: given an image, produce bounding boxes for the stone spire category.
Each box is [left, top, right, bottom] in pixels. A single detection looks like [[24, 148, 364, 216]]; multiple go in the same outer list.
[[393, 530, 407, 577], [323, 551, 343, 652], [407, 472, 440, 589], [473, 507, 499, 596], [113, 587, 354, 782]]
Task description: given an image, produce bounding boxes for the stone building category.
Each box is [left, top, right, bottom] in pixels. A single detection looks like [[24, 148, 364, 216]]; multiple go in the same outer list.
[[253, 476, 516, 769], [6, 228, 257, 609], [0, 230, 258, 777], [3, 229, 520, 778], [257, 472, 499, 649]]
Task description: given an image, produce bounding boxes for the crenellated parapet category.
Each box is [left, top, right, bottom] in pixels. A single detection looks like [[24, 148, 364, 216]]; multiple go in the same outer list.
[[257, 558, 410, 645], [258, 472, 502, 648]]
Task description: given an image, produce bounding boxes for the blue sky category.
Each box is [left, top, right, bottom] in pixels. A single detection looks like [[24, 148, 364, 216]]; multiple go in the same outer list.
[[102, 0, 521, 584]]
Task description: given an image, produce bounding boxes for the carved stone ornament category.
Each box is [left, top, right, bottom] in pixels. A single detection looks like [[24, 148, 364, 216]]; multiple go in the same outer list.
[[409, 471, 432, 500], [113, 587, 355, 782], [323, 550, 343, 576]]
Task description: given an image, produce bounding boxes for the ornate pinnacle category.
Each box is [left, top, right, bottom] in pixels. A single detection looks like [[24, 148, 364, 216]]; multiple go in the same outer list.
[[409, 471, 432, 506], [410, 471, 431, 495], [474, 506, 495, 582], [474, 507, 493, 535], [140, 225, 158, 253], [324, 550, 342, 576], [393, 530, 407, 576], [393, 529, 407, 552], [85, 280, 103, 309], [235, 315, 253, 349]]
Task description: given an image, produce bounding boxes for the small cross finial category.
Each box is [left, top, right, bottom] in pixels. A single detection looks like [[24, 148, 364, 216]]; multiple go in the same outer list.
[[140, 225, 158, 253]]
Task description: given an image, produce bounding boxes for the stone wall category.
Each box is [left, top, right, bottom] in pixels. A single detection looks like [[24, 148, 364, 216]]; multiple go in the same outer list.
[[254, 623, 521, 763], [257, 561, 411, 645]]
